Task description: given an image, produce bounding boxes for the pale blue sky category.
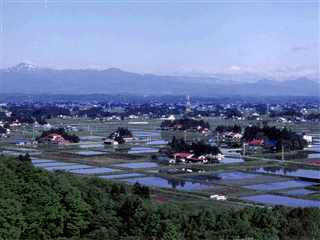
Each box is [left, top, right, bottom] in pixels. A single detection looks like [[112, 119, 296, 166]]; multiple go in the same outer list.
[[2, 1, 319, 81]]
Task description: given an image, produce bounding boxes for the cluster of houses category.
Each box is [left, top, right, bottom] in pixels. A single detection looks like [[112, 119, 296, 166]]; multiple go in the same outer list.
[[104, 132, 139, 145], [162, 124, 209, 133], [154, 152, 224, 164]]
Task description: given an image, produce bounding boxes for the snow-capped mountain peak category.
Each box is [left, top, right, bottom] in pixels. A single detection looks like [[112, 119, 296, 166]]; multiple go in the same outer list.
[[5, 62, 45, 73]]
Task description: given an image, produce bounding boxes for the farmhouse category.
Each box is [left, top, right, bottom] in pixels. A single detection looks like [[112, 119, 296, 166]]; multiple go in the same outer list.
[[225, 132, 242, 139], [104, 139, 119, 145], [123, 136, 138, 142], [10, 120, 21, 127], [173, 124, 183, 130], [43, 133, 68, 143]]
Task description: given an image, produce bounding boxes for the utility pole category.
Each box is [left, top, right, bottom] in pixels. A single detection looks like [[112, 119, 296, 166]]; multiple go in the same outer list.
[[185, 133, 187, 142], [243, 143, 246, 156], [282, 145, 284, 160]]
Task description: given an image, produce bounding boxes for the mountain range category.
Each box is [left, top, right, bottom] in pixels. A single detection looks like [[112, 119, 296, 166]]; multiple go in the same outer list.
[[1, 63, 319, 96]]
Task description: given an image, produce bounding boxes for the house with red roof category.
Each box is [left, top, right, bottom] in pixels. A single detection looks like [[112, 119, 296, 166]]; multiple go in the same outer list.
[[172, 152, 193, 159], [225, 132, 242, 139], [173, 124, 183, 130], [247, 139, 264, 146], [10, 120, 21, 127], [43, 133, 68, 144]]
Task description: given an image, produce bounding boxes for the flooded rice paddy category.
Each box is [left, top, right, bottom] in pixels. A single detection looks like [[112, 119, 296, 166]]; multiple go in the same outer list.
[[44, 164, 96, 171], [31, 159, 54, 163], [79, 144, 104, 148], [243, 180, 317, 190], [113, 162, 162, 168], [147, 140, 168, 145], [33, 162, 76, 167], [241, 195, 320, 208], [248, 167, 320, 180], [308, 153, 320, 158], [80, 136, 103, 139], [67, 168, 121, 174], [221, 157, 245, 164], [122, 177, 218, 190], [187, 172, 260, 181], [100, 173, 144, 178], [285, 189, 315, 195], [2, 151, 26, 156]]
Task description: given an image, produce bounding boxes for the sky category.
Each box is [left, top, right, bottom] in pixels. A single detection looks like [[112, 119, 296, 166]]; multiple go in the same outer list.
[[2, 0, 319, 82]]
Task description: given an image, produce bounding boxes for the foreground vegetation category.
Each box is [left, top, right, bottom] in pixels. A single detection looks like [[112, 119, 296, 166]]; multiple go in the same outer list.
[[1, 154, 320, 240]]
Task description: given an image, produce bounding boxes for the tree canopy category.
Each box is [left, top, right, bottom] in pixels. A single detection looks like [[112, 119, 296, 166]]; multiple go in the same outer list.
[[0, 154, 319, 239]]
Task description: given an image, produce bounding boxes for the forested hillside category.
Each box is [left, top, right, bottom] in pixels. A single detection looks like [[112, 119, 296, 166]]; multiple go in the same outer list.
[[0, 154, 319, 239]]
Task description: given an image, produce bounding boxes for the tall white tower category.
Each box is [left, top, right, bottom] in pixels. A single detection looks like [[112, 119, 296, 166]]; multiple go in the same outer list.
[[186, 95, 191, 112]]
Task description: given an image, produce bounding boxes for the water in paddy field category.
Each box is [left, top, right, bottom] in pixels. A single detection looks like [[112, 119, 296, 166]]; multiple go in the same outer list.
[[147, 140, 168, 145], [134, 132, 161, 136], [128, 148, 158, 153], [67, 167, 121, 174], [241, 195, 320, 208], [285, 189, 315, 195], [247, 167, 320, 180], [80, 136, 103, 139], [2, 151, 25, 156], [243, 180, 317, 190], [74, 151, 105, 155], [224, 152, 242, 156], [122, 177, 218, 190], [307, 145, 320, 151], [33, 162, 76, 167], [16, 148, 36, 151], [44, 164, 95, 171], [79, 144, 104, 148], [113, 162, 162, 169], [221, 157, 245, 164], [269, 152, 309, 160], [308, 153, 320, 158], [31, 159, 54, 163], [187, 172, 261, 181], [100, 173, 144, 178]]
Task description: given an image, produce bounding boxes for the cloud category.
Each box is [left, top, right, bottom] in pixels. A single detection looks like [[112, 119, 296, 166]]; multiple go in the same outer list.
[[269, 64, 319, 80], [231, 66, 240, 70], [292, 44, 309, 51]]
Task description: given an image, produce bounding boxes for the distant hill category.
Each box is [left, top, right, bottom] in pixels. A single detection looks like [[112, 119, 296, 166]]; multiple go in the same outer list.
[[1, 63, 319, 96]]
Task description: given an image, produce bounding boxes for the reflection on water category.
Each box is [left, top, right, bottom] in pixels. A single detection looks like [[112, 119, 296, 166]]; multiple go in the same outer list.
[[123, 177, 217, 190], [269, 153, 309, 160], [241, 194, 320, 208], [187, 172, 260, 181], [248, 167, 320, 179]]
